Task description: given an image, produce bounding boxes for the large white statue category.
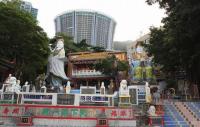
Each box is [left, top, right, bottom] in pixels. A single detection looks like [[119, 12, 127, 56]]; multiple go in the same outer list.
[[46, 36, 69, 93], [119, 80, 129, 96], [145, 82, 152, 103]]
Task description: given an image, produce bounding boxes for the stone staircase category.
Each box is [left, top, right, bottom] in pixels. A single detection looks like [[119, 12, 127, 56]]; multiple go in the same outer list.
[[163, 102, 189, 127], [175, 102, 200, 127]]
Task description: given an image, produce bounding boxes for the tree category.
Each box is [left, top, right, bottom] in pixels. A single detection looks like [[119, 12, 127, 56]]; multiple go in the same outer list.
[[91, 46, 106, 52], [0, 0, 49, 82], [94, 55, 129, 88], [145, 0, 200, 84], [51, 33, 106, 54]]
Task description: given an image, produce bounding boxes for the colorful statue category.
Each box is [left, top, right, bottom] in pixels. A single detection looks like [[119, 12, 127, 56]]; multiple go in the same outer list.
[[134, 66, 142, 80]]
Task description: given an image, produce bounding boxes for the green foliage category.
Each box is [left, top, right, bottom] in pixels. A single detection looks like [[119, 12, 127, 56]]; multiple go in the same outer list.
[[0, 0, 49, 82], [94, 55, 117, 76], [145, 0, 200, 83], [91, 46, 106, 52], [94, 55, 128, 76], [51, 33, 106, 54]]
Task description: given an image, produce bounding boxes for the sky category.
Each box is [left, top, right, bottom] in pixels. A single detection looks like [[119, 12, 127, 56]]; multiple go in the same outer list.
[[26, 0, 165, 41]]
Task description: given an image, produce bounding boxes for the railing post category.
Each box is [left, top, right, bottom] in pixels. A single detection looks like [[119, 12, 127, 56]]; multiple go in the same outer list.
[[52, 93, 57, 105]]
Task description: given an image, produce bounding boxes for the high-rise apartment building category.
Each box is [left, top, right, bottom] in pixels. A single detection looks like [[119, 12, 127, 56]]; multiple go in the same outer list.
[[55, 10, 116, 50], [20, 1, 38, 19]]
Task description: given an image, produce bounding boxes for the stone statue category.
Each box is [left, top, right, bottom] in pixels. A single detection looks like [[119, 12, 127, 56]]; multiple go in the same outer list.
[[119, 80, 129, 96], [148, 105, 156, 116], [31, 85, 36, 92], [145, 82, 152, 103], [4, 76, 21, 93], [153, 89, 160, 105], [46, 36, 69, 93], [100, 82, 105, 95], [22, 81, 30, 92], [41, 85, 47, 93], [108, 79, 114, 94], [65, 81, 71, 94], [4, 74, 12, 84], [15, 80, 21, 92]]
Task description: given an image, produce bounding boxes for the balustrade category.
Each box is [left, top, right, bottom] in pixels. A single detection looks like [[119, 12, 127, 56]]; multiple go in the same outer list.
[[72, 70, 102, 76]]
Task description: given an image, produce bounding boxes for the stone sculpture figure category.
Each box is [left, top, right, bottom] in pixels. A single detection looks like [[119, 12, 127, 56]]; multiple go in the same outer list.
[[119, 80, 129, 96], [46, 36, 69, 93], [100, 82, 105, 95], [4, 75, 21, 92], [15, 80, 21, 92], [22, 81, 30, 92], [65, 81, 71, 94], [4, 74, 12, 84], [145, 82, 152, 103], [148, 105, 156, 116], [108, 79, 114, 94], [153, 89, 160, 105]]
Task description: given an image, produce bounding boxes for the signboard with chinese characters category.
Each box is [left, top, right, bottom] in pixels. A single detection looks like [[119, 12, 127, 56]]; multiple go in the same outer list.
[[0, 105, 134, 119], [57, 94, 74, 105], [80, 86, 96, 94]]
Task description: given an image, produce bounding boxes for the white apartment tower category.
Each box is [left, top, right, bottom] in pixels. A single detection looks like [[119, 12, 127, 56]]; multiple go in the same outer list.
[[55, 10, 116, 50]]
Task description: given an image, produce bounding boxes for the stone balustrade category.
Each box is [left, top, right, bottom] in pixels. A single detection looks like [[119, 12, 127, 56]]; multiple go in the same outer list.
[[72, 70, 102, 76]]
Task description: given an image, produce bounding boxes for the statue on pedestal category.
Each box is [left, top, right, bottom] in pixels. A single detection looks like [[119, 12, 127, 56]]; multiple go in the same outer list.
[[145, 82, 152, 103], [4, 74, 21, 93], [100, 82, 105, 95], [41, 85, 47, 93], [65, 81, 71, 94], [148, 105, 156, 116], [22, 81, 30, 92], [4, 74, 12, 84], [119, 80, 129, 96], [108, 79, 114, 94], [46, 36, 69, 93], [153, 89, 161, 105], [15, 80, 21, 92]]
